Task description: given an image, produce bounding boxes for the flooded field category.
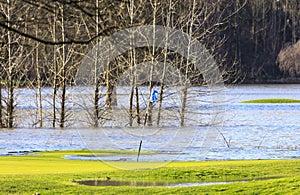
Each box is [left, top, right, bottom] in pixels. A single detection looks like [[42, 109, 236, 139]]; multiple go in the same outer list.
[[1, 84, 300, 161]]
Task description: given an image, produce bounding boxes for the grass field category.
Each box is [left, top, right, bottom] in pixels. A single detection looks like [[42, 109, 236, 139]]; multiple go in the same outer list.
[[1, 150, 300, 194], [241, 98, 300, 103]]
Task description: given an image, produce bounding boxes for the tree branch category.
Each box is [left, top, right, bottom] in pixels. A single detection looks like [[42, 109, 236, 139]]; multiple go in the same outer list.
[[0, 21, 115, 45]]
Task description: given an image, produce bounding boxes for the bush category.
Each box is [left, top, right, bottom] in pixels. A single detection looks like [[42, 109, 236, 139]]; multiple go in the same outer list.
[[278, 41, 300, 78]]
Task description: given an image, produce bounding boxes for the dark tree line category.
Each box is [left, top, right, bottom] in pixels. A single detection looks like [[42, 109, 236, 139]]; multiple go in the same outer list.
[[0, 0, 299, 128], [226, 0, 300, 83]]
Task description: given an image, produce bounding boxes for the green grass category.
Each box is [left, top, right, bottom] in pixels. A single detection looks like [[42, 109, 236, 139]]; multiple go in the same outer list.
[[1, 150, 300, 194], [241, 98, 300, 103]]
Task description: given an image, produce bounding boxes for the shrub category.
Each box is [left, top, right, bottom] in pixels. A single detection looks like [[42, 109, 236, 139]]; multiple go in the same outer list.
[[278, 41, 300, 78]]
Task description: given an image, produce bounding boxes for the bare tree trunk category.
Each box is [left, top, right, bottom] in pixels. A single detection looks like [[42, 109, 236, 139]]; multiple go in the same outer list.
[[6, 0, 14, 128], [129, 83, 134, 126], [52, 2, 58, 128], [52, 68, 58, 127], [157, 0, 172, 126], [60, 70, 66, 128], [282, 0, 288, 48], [105, 65, 117, 108], [180, 0, 196, 127], [135, 86, 141, 125], [94, 79, 100, 127], [59, 4, 66, 128], [35, 25, 43, 128], [52, 65, 58, 127], [128, 0, 136, 126], [291, 1, 297, 44], [180, 86, 187, 127], [105, 65, 113, 108], [234, 0, 242, 70], [93, 0, 100, 127], [146, 0, 157, 126], [7, 79, 14, 128]]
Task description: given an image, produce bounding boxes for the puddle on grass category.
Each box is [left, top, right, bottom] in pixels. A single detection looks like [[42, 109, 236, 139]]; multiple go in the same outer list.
[[64, 153, 182, 162], [75, 180, 166, 187], [74, 179, 246, 188], [74, 177, 282, 188]]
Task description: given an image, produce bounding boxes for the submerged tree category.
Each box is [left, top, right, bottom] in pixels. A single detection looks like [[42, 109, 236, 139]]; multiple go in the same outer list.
[[0, 0, 30, 128], [0, 0, 279, 128]]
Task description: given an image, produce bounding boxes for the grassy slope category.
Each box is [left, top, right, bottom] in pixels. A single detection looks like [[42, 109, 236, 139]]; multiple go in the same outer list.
[[1, 150, 300, 194], [241, 98, 300, 103]]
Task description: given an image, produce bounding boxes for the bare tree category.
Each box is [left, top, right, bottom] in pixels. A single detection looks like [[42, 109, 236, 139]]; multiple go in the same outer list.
[[4, 0, 14, 128], [47, 2, 87, 128], [58, 3, 67, 128], [287, 0, 300, 44], [145, 0, 159, 126], [0, 0, 274, 129], [156, 0, 174, 126], [50, 1, 59, 128], [35, 25, 43, 128], [0, 0, 26, 128], [128, 0, 138, 126], [179, 0, 197, 127], [93, 0, 100, 128]]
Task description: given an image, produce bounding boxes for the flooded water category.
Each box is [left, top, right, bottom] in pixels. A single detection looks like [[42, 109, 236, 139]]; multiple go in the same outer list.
[[218, 84, 300, 160], [1, 84, 300, 161], [74, 179, 246, 187], [0, 128, 83, 156]]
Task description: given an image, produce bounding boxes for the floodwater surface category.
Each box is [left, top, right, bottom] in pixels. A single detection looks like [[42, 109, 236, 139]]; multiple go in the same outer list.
[[0, 85, 299, 161]]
